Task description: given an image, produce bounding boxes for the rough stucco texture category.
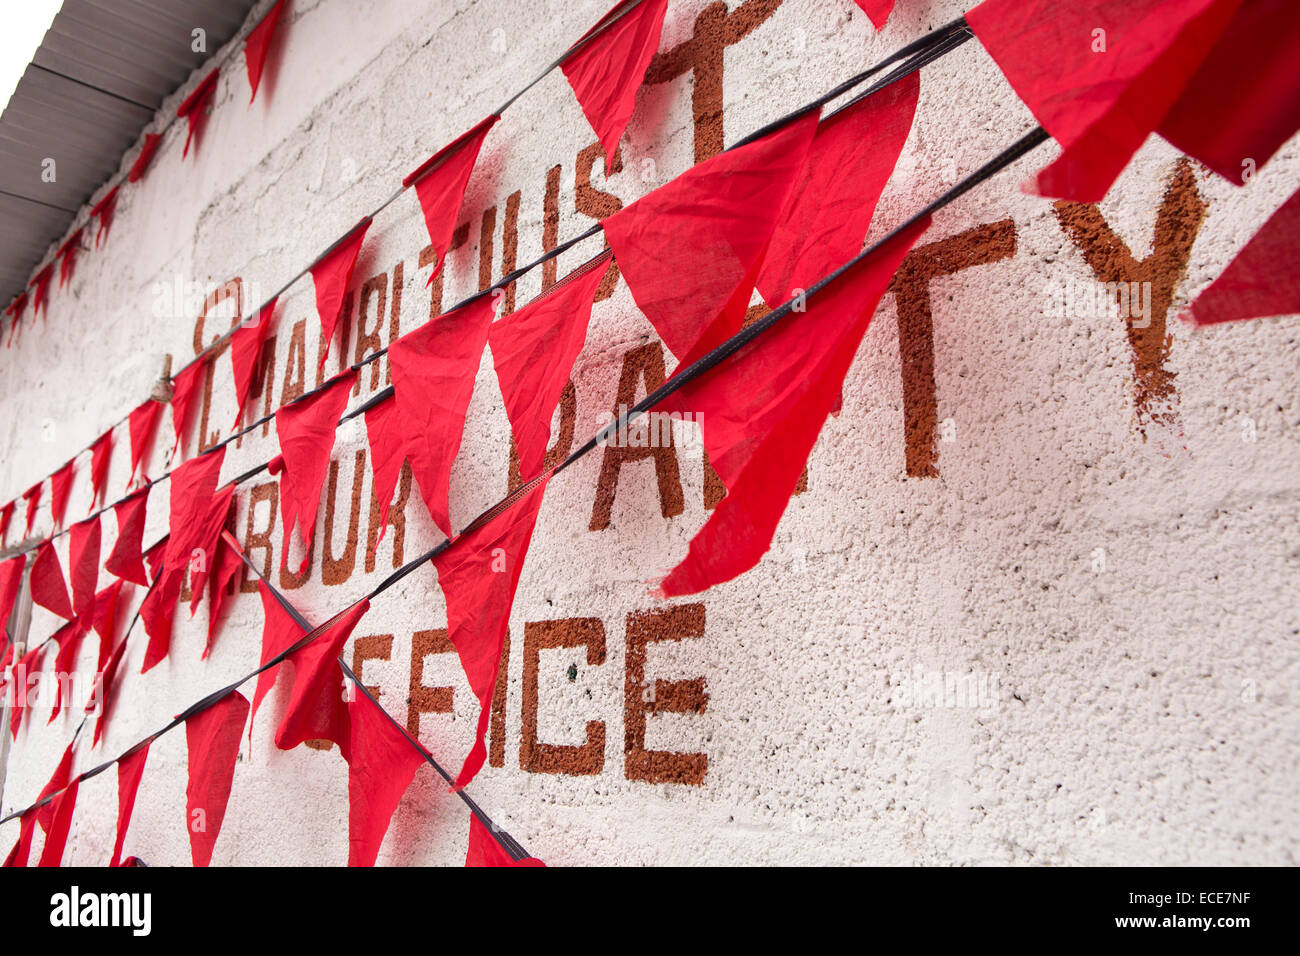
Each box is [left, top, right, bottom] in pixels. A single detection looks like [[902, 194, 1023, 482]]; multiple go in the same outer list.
[[0, 0, 1297, 866]]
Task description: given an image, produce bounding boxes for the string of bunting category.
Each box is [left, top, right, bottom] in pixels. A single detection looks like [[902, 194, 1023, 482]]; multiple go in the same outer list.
[[3, 0, 1299, 866]]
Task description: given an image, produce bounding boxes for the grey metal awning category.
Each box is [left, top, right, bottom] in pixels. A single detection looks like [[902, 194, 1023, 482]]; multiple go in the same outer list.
[[0, 0, 261, 305]]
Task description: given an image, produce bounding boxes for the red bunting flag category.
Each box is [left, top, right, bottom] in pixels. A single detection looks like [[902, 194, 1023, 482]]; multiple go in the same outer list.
[[230, 297, 278, 428], [127, 399, 164, 486], [91, 633, 131, 747], [30, 540, 74, 621], [403, 118, 498, 284], [184, 690, 249, 867], [657, 217, 930, 597], [757, 70, 919, 307], [57, 229, 83, 289], [177, 69, 220, 160], [49, 620, 87, 723], [37, 775, 79, 867], [0, 501, 14, 547], [170, 359, 208, 455], [346, 689, 426, 866], [22, 482, 42, 537], [363, 397, 405, 553], [274, 369, 356, 572], [29, 264, 53, 320], [465, 813, 545, 866], [603, 109, 819, 363], [128, 133, 162, 183], [204, 534, 244, 657], [389, 295, 495, 538], [491, 255, 611, 480], [561, 0, 669, 165], [10, 643, 46, 740], [140, 568, 183, 673], [2, 812, 37, 868], [91, 579, 128, 671], [248, 578, 307, 747], [50, 459, 75, 529], [245, 0, 286, 104], [105, 486, 150, 587], [36, 743, 76, 833], [1158, 1, 1300, 186], [4, 295, 25, 348], [0, 556, 24, 629], [854, 0, 898, 29], [186, 484, 234, 617], [1183, 183, 1300, 326], [163, 446, 225, 578], [68, 516, 101, 624], [310, 219, 371, 372], [89, 430, 113, 510], [110, 743, 150, 866], [90, 185, 121, 247], [274, 600, 370, 760], [966, 0, 1240, 202], [434, 476, 548, 789]]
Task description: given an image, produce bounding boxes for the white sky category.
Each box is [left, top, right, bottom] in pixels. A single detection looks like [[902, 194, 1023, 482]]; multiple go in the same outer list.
[[0, 1, 65, 118]]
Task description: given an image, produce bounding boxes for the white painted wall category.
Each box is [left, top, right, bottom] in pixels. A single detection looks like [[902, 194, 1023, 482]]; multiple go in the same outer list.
[[1, 0, 1297, 866]]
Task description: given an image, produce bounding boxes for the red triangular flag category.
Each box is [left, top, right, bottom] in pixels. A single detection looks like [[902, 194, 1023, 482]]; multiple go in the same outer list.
[[30, 540, 74, 620], [186, 485, 234, 617], [49, 459, 75, 529], [756, 70, 919, 307], [402, 118, 498, 284], [90, 185, 121, 247], [177, 69, 220, 160], [491, 256, 611, 480], [204, 533, 244, 658], [58, 229, 83, 289], [4, 295, 25, 349], [310, 219, 371, 372], [363, 397, 405, 553], [275, 369, 356, 572], [2, 812, 37, 868], [184, 690, 249, 867], [110, 743, 150, 867], [966, 0, 1240, 202], [1158, 1, 1300, 186], [389, 296, 495, 537], [245, 0, 286, 104], [127, 399, 164, 486], [170, 359, 208, 455], [274, 600, 370, 760], [163, 446, 225, 574], [128, 133, 162, 183], [91, 633, 131, 748], [88, 430, 113, 510], [105, 486, 150, 587], [434, 476, 548, 789], [657, 217, 930, 596], [465, 813, 545, 867], [602, 109, 819, 363], [49, 620, 87, 723], [22, 482, 42, 537], [346, 690, 426, 866], [0, 556, 24, 629], [68, 516, 101, 624], [37, 775, 79, 867], [29, 264, 53, 320], [854, 0, 898, 29], [91, 579, 129, 671], [140, 569, 183, 673], [8, 643, 46, 741], [561, 0, 669, 165], [0, 501, 12, 546], [248, 579, 307, 747], [230, 297, 278, 428], [1183, 183, 1300, 326], [36, 743, 76, 833]]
